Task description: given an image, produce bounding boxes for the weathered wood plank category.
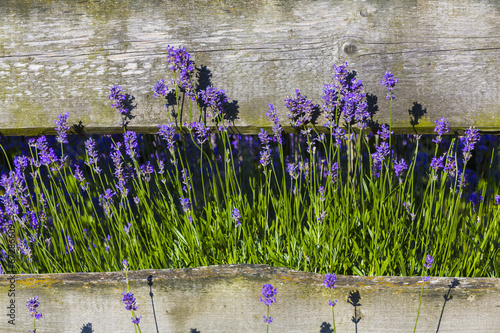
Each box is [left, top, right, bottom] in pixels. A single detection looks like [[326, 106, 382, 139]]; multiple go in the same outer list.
[[0, 0, 499, 135], [1, 265, 499, 332]]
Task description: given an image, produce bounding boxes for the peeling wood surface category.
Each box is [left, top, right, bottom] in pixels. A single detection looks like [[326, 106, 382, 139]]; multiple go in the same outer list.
[[1, 265, 500, 332], [0, 0, 500, 136]]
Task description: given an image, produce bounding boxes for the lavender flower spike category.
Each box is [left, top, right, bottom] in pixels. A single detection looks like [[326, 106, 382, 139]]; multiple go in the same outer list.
[[26, 296, 43, 320], [284, 89, 318, 129], [154, 79, 168, 97], [260, 283, 277, 306], [323, 273, 337, 289], [260, 283, 277, 327], [380, 71, 398, 100], [266, 103, 283, 144], [432, 117, 449, 144], [324, 273, 338, 332], [232, 208, 241, 227], [424, 255, 433, 269], [54, 112, 71, 144], [461, 127, 480, 162]]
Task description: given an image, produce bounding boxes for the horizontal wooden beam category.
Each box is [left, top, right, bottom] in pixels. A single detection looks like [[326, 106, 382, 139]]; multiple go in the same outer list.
[[1, 265, 499, 332], [0, 0, 499, 135]]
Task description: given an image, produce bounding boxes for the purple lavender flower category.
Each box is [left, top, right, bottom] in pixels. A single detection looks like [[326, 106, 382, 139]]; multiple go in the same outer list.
[[495, 195, 500, 205], [343, 78, 367, 125], [180, 196, 191, 212], [153, 79, 168, 97], [287, 162, 299, 180], [158, 123, 176, 153], [109, 85, 128, 114], [323, 273, 337, 289], [124, 131, 139, 159], [461, 127, 480, 162], [124, 223, 132, 235], [444, 154, 457, 178], [199, 86, 228, 119], [431, 155, 445, 172], [260, 283, 277, 306], [372, 142, 390, 177], [393, 158, 408, 182], [66, 235, 74, 254], [266, 104, 283, 144], [318, 186, 326, 201], [18, 238, 32, 261], [424, 255, 433, 269], [29, 136, 57, 167], [85, 138, 99, 167], [323, 63, 349, 127], [140, 161, 154, 182], [332, 126, 345, 146], [191, 122, 209, 144], [378, 124, 393, 141], [380, 71, 399, 100], [54, 112, 71, 144], [111, 142, 129, 198], [121, 292, 138, 311], [166, 45, 196, 100], [324, 273, 338, 308], [259, 129, 272, 168], [316, 210, 328, 223], [99, 188, 116, 218], [26, 296, 42, 320], [285, 89, 318, 129], [73, 164, 86, 183], [432, 117, 449, 144], [232, 208, 241, 227], [131, 316, 142, 325]]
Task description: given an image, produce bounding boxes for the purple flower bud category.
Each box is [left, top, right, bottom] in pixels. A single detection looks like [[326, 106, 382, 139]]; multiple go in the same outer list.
[[424, 255, 433, 270], [378, 124, 393, 141], [153, 79, 168, 97], [380, 71, 398, 100], [232, 208, 241, 227], [54, 112, 71, 144], [266, 104, 283, 144], [260, 283, 277, 306], [199, 87, 228, 119], [26, 296, 42, 319], [393, 158, 408, 181], [432, 117, 449, 144], [323, 273, 337, 289], [461, 127, 480, 162], [285, 89, 317, 129]]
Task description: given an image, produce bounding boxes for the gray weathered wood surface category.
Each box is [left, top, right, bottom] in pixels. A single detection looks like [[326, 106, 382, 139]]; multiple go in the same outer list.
[[1, 265, 500, 332], [0, 0, 499, 136]]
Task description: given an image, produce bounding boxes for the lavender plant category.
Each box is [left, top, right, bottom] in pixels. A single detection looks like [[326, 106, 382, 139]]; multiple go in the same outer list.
[[122, 260, 143, 333], [26, 296, 42, 333], [323, 273, 338, 333], [0, 46, 498, 281], [260, 283, 277, 333]]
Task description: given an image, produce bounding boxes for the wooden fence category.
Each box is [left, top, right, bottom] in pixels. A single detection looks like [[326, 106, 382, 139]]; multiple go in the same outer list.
[[1, 0, 499, 136], [1, 1, 500, 331], [2, 265, 500, 332]]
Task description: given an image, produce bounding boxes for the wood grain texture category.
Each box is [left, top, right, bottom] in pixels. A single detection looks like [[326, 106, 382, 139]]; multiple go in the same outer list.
[[1, 264, 500, 332], [0, 0, 499, 135]]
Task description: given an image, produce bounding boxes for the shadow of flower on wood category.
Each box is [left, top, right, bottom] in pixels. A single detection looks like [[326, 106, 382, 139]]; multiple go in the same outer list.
[[435, 278, 460, 333], [348, 290, 362, 332]]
